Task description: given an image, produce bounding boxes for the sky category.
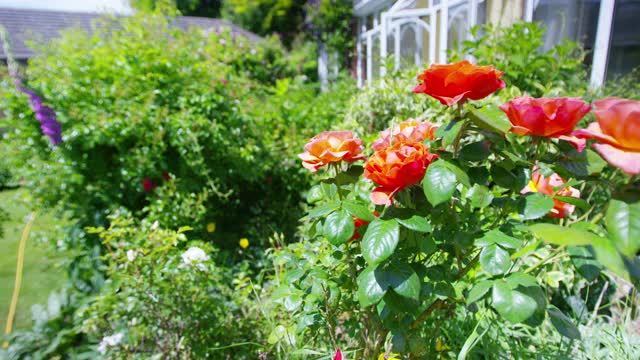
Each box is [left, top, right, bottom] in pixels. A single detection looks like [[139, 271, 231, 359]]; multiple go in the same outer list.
[[0, 0, 133, 13]]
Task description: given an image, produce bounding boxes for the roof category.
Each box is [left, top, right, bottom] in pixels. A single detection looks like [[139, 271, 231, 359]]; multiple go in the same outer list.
[[0, 7, 261, 60]]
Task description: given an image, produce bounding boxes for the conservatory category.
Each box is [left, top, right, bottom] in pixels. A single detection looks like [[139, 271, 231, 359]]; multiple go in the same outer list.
[[352, 0, 637, 88]]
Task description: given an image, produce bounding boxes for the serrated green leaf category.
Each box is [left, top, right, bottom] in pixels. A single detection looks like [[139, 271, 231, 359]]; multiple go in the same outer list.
[[466, 184, 494, 208], [467, 280, 493, 304], [384, 262, 421, 301], [397, 215, 432, 233], [468, 105, 511, 134], [480, 244, 511, 276], [519, 193, 554, 220], [567, 246, 602, 281], [357, 266, 387, 307], [553, 195, 589, 211], [492, 280, 537, 323], [343, 201, 374, 221], [435, 120, 464, 147], [362, 218, 400, 265], [606, 199, 640, 257], [548, 305, 581, 340], [475, 229, 521, 249], [323, 209, 354, 246], [307, 201, 340, 219], [529, 223, 599, 246], [423, 162, 457, 206]]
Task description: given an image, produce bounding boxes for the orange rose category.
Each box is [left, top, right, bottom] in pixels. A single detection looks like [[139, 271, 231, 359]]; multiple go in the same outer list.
[[364, 142, 438, 205], [413, 60, 505, 106], [500, 96, 591, 150], [521, 167, 581, 219], [573, 97, 640, 175], [299, 131, 366, 172], [371, 119, 439, 151]]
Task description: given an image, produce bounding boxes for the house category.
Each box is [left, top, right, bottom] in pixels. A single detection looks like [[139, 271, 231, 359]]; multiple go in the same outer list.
[[0, 7, 260, 62], [352, 0, 639, 88]]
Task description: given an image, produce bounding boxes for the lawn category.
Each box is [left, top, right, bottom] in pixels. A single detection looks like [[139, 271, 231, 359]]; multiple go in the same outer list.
[[0, 189, 66, 332]]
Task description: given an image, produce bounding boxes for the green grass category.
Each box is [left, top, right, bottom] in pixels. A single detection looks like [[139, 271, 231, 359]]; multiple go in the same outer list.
[[0, 189, 66, 331]]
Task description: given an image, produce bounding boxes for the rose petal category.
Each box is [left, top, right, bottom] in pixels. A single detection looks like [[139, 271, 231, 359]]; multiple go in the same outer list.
[[592, 143, 640, 175]]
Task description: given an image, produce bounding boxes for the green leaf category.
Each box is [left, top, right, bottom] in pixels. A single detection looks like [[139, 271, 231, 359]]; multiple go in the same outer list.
[[441, 161, 471, 187], [423, 162, 458, 206], [467, 280, 493, 304], [307, 201, 340, 219], [567, 246, 602, 281], [468, 105, 511, 134], [384, 262, 421, 301], [480, 244, 511, 276], [343, 201, 374, 221], [590, 234, 629, 280], [491, 166, 528, 191], [492, 280, 537, 323], [362, 218, 400, 265], [605, 199, 640, 257], [460, 141, 491, 162], [466, 184, 494, 208], [435, 119, 464, 147], [548, 305, 581, 340], [397, 215, 432, 233], [519, 193, 554, 220], [553, 195, 589, 211], [323, 209, 355, 246], [529, 223, 600, 246], [475, 229, 521, 249], [357, 266, 387, 307]]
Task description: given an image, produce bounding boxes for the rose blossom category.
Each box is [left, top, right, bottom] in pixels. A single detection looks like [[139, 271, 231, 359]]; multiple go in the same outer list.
[[500, 96, 591, 150], [371, 119, 439, 151], [573, 97, 640, 175], [521, 167, 581, 219], [413, 60, 505, 106], [298, 131, 366, 172], [364, 142, 438, 206]]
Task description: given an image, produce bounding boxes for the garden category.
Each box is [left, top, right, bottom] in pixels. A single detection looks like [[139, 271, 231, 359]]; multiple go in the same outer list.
[[1, 2, 640, 359]]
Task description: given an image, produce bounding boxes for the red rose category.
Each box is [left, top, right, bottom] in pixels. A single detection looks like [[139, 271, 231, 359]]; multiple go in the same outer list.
[[350, 211, 380, 240], [573, 97, 640, 175], [413, 60, 505, 106], [298, 131, 366, 172], [521, 167, 580, 219], [371, 118, 439, 151], [500, 96, 591, 150], [364, 142, 438, 205]]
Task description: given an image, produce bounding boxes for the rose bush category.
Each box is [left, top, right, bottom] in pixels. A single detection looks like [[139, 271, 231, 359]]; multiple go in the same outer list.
[[289, 60, 640, 358]]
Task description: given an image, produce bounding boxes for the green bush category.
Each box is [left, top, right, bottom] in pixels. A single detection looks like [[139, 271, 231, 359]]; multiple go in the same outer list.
[[450, 22, 588, 97], [0, 13, 307, 254]]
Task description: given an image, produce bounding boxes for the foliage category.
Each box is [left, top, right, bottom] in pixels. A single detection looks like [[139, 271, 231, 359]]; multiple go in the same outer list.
[[345, 69, 443, 135], [601, 66, 640, 100], [450, 22, 588, 97], [291, 65, 640, 358], [130, 0, 222, 18], [304, 0, 353, 55], [221, 0, 306, 47], [78, 215, 265, 358]]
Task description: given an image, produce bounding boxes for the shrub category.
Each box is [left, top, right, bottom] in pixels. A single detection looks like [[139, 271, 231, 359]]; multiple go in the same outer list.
[[289, 60, 640, 358], [0, 12, 312, 259], [450, 22, 588, 97]]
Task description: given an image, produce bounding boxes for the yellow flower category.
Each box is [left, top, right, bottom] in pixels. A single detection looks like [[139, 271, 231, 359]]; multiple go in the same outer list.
[[435, 337, 450, 352], [239, 238, 249, 249], [527, 180, 539, 192], [206, 222, 216, 233], [377, 352, 400, 360]]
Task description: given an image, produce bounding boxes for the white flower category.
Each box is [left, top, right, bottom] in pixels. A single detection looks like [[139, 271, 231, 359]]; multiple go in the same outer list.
[[126, 249, 137, 262], [250, 49, 257, 55], [181, 247, 210, 270], [98, 332, 124, 354], [151, 220, 159, 230], [219, 38, 227, 45]]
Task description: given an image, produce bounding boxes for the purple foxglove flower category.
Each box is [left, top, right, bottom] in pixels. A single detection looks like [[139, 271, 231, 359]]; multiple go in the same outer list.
[[15, 80, 62, 145]]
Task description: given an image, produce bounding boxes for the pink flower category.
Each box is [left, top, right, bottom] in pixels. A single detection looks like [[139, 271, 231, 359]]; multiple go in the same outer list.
[[500, 96, 591, 151], [573, 97, 640, 175], [371, 119, 439, 151], [334, 349, 342, 360], [298, 131, 366, 173], [521, 167, 581, 219]]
